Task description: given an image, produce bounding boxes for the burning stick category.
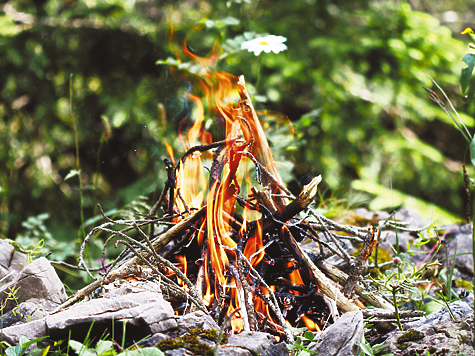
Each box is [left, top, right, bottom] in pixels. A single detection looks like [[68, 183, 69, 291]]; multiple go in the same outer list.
[[281, 226, 360, 313], [237, 75, 289, 208], [316, 260, 393, 311], [342, 226, 379, 298]]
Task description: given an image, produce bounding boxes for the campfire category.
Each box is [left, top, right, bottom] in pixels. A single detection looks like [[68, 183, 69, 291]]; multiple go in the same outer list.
[[57, 71, 395, 342]]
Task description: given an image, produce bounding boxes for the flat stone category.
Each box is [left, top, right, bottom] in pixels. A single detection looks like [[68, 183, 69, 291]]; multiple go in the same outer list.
[[176, 310, 218, 333], [218, 345, 253, 356], [0, 319, 47, 346], [383, 310, 473, 355], [0, 257, 67, 313], [403, 300, 473, 331], [227, 331, 286, 356], [47, 283, 177, 341], [310, 310, 364, 356]]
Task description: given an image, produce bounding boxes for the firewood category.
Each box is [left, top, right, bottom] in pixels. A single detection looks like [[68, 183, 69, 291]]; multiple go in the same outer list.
[[316, 260, 393, 310], [281, 226, 361, 313], [342, 226, 379, 297], [237, 75, 289, 208]]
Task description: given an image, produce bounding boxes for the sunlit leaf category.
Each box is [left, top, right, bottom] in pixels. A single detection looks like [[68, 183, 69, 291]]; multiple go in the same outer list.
[[461, 52, 475, 96], [64, 170, 80, 181], [471, 135, 475, 167]]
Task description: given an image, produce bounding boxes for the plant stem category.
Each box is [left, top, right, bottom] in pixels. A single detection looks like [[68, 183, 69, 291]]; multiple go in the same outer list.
[[472, 197, 475, 351], [391, 285, 403, 331], [70, 74, 86, 240]]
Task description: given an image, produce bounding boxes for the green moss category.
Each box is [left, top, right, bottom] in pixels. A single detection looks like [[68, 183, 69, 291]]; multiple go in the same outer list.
[[156, 328, 221, 356], [396, 329, 424, 343], [396, 344, 409, 350], [248, 349, 260, 356]]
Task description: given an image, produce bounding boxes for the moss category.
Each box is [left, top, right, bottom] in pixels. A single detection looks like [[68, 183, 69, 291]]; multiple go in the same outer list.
[[396, 344, 410, 350], [396, 329, 424, 343], [156, 328, 222, 356], [248, 349, 260, 356]]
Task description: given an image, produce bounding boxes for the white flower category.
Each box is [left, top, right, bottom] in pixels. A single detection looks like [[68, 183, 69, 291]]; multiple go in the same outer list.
[[240, 35, 287, 56]]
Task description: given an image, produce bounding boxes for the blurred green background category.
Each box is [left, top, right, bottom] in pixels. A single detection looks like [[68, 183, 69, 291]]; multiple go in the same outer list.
[[1, 0, 474, 272]]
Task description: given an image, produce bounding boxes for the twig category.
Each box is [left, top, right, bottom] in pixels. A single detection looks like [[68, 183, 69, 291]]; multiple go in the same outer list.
[[316, 259, 393, 310], [237, 75, 289, 208], [228, 264, 251, 332], [343, 226, 378, 297], [281, 226, 360, 313], [214, 308, 241, 356]]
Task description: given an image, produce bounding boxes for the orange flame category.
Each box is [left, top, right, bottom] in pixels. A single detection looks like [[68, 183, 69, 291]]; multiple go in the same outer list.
[[164, 22, 295, 334], [302, 315, 320, 332]]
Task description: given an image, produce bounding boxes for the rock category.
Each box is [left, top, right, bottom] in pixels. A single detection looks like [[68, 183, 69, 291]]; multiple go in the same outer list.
[[176, 310, 218, 333], [0, 239, 28, 284], [47, 281, 177, 340], [217, 345, 254, 356], [0, 257, 67, 313], [0, 319, 47, 347], [392, 207, 429, 230], [226, 331, 288, 356], [383, 307, 473, 355], [309, 310, 364, 356], [445, 225, 473, 276], [0, 298, 56, 328]]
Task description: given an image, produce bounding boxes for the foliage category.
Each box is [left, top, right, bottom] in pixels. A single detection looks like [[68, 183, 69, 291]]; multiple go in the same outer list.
[[0, 0, 471, 249], [0, 336, 48, 356], [358, 334, 393, 356], [285, 326, 318, 356]]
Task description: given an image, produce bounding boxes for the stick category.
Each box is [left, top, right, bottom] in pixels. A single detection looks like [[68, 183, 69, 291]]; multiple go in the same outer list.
[[316, 260, 393, 310], [282, 227, 360, 313], [262, 176, 322, 232], [237, 75, 288, 208], [228, 264, 251, 332], [342, 226, 378, 297]]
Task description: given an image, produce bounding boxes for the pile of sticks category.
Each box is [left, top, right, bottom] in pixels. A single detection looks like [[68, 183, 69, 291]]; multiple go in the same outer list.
[[53, 76, 406, 341]]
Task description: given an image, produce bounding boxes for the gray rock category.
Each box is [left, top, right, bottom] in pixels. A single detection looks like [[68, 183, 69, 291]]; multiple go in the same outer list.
[[176, 310, 218, 333], [217, 345, 253, 356], [309, 310, 364, 356], [227, 331, 288, 356], [47, 284, 177, 336], [446, 227, 474, 276], [0, 239, 28, 283], [393, 207, 429, 230], [0, 257, 67, 313], [0, 298, 56, 328], [383, 310, 473, 355], [0, 319, 47, 346], [403, 300, 473, 331]]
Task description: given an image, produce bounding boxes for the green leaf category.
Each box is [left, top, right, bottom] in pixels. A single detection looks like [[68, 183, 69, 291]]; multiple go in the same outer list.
[[5, 345, 23, 356], [303, 331, 315, 341], [95, 340, 114, 355], [358, 342, 374, 356], [116, 347, 165, 356], [461, 53, 475, 96], [64, 169, 80, 181], [68, 340, 97, 356], [470, 135, 475, 167], [418, 300, 443, 315]]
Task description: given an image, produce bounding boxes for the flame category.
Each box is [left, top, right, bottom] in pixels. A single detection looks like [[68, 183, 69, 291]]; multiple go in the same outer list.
[[287, 261, 305, 288], [163, 23, 295, 334], [302, 315, 320, 332], [176, 255, 188, 291], [164, 139, 175, 165]]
